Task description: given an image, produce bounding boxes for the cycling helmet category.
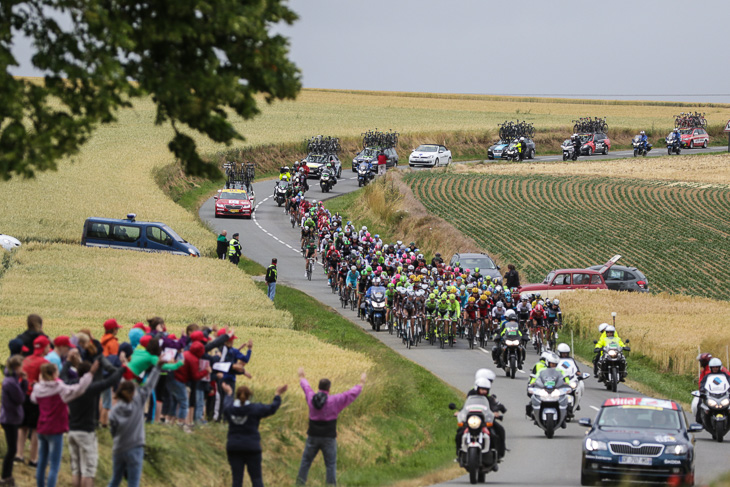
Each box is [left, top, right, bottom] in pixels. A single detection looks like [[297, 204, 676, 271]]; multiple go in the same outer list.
[[428, 293, 435, 299], [350, 265, 356, 271], [496, 301, 504, 309], [474, 377, 491, 390], [520, 295, 528, 301], [475, 368, 497, 382], [709, 358, 722, 368], [479, 294, 487, 301], [459, 285, 466, 291], [373, 278, 381, 285], [283, 166, 290, 172], [535, 291, 541, 297], [437, 280, 444, 287], [440, 293, 448, 300], [520, 137, 525, 142], [545, 353, 559, 366], [538, 300, 544, 306], [553, 299, 559, 306], [408, 265, 415, 272], [388, 283, 395, 288], [468, 296, 476, 303], [598, 323, 609, 333], [557, 343, 571, 354], [421, 268, 428, 274], [449, 294, 456, 300], [505, 309, 516, 319]]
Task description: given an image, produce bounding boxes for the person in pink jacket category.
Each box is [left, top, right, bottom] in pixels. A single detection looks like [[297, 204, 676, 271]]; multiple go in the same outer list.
[[295, 367, 366, 486], [31, 361, 98, 487]]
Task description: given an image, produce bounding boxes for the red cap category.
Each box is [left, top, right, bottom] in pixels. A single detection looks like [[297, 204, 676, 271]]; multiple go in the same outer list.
[[168, 334, 177, 340], [103, 318, 122, 331], [132, 323, 151, 333], [53, 336, 75, 349], [34, 335, 50, 349], [216, 329, 237, 341], [189, 331, 208, 343], [139, 335, 152, 348]]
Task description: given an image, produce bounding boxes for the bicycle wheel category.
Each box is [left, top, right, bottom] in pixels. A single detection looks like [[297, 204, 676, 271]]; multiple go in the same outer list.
[[388, 312, 394, 335], [439, 321, 445, 349]]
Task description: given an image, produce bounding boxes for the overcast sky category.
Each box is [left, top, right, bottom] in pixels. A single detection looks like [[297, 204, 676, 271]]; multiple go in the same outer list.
[[10, 0, 730, 103]]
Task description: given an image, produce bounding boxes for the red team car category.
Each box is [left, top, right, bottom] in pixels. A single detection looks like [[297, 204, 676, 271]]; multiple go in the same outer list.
[[214, 188, 256, 219]]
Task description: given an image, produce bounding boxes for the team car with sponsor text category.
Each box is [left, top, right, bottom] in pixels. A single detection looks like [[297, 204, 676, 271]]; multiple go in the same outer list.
[[579, 397, 701, 486], [214, 188, 256, 219]]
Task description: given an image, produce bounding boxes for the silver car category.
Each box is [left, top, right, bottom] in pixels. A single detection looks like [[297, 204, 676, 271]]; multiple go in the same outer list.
[[587, 264, 649, 292]]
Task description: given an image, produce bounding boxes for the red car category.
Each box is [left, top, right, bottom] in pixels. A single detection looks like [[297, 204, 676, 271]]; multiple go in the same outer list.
[[579, 132, 611, 156], [518, 268, 608, 300], [679, 127, 709, 148], [214, 188, 255, 219]]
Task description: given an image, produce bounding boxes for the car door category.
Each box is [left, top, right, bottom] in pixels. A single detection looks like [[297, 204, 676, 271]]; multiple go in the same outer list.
[[111, 223, 141, 249], [571, 272, 594, 289], [603, 268, 623, 291], [548, 273, 572, 298], [595, 134, 605, 152], [145, 225, 174, 252]]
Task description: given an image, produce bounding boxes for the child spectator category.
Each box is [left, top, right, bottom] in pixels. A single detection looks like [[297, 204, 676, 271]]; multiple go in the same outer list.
[[44, 336, 74, 369], [31, 361, 97, 487], [100, 319, 123, 429], [171, 341, 211, 431], [1, 355, 27, 486]]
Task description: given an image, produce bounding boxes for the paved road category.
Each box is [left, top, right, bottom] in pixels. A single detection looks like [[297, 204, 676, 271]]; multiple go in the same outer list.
[[201, 148, 727, 486]]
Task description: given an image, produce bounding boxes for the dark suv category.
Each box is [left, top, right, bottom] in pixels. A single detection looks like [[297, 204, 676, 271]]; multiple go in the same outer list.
[[587, 264, 649, 292], [579, 132, 611, 156], [352, 147, 398, 172], [449, 252, 501, 280]]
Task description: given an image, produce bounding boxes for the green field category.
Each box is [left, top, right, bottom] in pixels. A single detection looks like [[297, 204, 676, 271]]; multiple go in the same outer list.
[[407, 171, 730, 301]]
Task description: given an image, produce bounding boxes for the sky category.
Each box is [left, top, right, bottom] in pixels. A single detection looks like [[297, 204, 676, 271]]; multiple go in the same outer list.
[[10, 0, 730, 103]]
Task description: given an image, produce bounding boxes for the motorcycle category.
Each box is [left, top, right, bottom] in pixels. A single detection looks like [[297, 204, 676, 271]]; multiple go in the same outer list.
[[449, 396, 499, 484], [596, 340, 630, 392], [666, 135, 682, 155], [561, 140, 579, 161], [528, 369, 572, 438], [320, 171, 334, 193], [691, 373, 730, 442], [500, 324, 524, 379], [274, 181, 289, 206], [556, 358, 590, 420], [368, 290, 386, 332], [357, 162, 372, 187], [632, 136, 652, 157], [504, 144, 520, 162]]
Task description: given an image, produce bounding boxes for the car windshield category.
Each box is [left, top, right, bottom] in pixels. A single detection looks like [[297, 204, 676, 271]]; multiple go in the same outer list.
[[579, 134, 591, 143], [680, 129, 692, 135], [416, 145, 438, 152], [161, 225, 185, 243], [219, 192, 247, 200], [597, 406, 680, 430], [360, 148, 378, 157], [459, 256, 497, 270]]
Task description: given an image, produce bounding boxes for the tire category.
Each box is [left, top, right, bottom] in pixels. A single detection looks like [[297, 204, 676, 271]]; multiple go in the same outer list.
[[703, 140, 708, 148], [529, 148, 535, 159], [633, 149, 638, 157], [337, 168, 342, 178], [214, 213, 219, 218], [611, 367, 618, 393], [277, 200, 282, 207], [358, 180, 362, 187], [488, 156, 494, 160], [668, 147, 672, 155], [603, 145, 609, 155], [510, 355, 516, 379], [447, 157, 452, 166], [587, 147, 594, 156], [563, 154, 568, 161], [545, 415, 555, 439], [690, 140, 695, 149], [467, 448, 480, 485], [716, 424, 725, 443], [642, 150, 647, 157]]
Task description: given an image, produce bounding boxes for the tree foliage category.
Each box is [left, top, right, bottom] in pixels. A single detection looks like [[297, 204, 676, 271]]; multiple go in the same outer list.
[[0, 0, 301, 180]]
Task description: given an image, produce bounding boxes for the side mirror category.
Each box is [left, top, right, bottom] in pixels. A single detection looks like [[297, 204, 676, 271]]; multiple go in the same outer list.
[[690, 391, 700, 398], [688, 423, 704, 433], [448, 403, 457, 410], [581, 373, 591, 380], [593, 340, 598, 344], [496, 266, 501, 270], [213, 196, 219, 200], [578, 418, 592, 427]]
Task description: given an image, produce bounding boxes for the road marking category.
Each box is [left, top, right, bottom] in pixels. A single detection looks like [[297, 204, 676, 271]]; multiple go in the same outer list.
[[590, 405, 600, 411]]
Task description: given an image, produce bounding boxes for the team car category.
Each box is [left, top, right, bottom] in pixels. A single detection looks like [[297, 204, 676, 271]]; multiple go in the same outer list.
[[214, 188, 255, 219], [677, 127, 709, 149], [352, 147, 398, 172], [578, 132, 611, 156], [579, 397, 700, 486], [518, 268, 607, 299], [304, 153, 342, 179], [409, 144, 452, 167], [488, 138, 536, 160]]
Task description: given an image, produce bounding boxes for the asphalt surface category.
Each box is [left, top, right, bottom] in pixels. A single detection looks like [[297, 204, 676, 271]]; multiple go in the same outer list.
[[200, 146, 728, 486]]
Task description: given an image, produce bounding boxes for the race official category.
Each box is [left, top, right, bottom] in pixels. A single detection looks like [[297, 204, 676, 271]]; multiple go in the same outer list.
[[228, 233, 242, 265]]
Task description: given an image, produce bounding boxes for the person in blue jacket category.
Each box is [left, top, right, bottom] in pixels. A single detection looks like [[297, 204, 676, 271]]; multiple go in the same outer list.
[[221, 382, 287, 487], [639, 130, 648, 150]]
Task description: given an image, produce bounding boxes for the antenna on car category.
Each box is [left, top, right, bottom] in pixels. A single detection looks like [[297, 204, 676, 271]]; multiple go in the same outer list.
[[126, 213, 136, 222]]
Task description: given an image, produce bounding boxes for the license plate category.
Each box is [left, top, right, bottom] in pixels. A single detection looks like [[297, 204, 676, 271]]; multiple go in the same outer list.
[[619, 456, 652, 466], [716, 414, 725, 419], [229, 209, 239, 213]]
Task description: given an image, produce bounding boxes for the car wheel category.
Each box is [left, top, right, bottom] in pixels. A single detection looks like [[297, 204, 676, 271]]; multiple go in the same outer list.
[[603, 145, 609, 155], [690, 140, 694, 149], [529, 149, 535, 159], [703, 139, 708, 148], [587, 147, 594, 156], [447, 157, 452, 166], [488, 156, 494, 160]]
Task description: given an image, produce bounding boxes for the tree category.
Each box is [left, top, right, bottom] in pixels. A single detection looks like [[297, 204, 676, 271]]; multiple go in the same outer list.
[[0, 0, 301, 180]]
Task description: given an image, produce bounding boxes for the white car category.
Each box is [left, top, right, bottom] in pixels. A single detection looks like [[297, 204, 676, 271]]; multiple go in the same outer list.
[[0, 234, 21, 252], [408, 144, 451, 167]]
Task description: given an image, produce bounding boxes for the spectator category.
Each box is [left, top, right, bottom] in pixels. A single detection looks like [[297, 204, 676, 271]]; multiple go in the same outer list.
[[31, 361, 97, 487], [100, 319, 123, 429], [504, 264, 520, 289], [222, 382, 287, 487], [67, 359, 124, 487], [228, 233, 242, 265], [18, 335, 51, 467], [217, 230, 228, 260], [124, 335, 183, 382], [15, 314, 47, 358], [1, 355, 27, 486], [170, 341, 210, 432], [265, 258, 278, 301], [211, 332, 251, 420], [377, 149, 387, 176], [296, 368, 366, 486], [44, 336, 74, 369], [108, 362, 164, 487]]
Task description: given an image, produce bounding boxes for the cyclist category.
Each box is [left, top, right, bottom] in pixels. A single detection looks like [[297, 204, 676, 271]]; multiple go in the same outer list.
[[345, 265, 359, 302], [447, 293, 461, 340], [529, 301, 546, 343], [303, 235, 317, 277], [385, 283, 397, 328], [464, 296, 479, 342], [357, 267, 371, 317], [545, 298, 562, 340], [424, 293, 438, 340]]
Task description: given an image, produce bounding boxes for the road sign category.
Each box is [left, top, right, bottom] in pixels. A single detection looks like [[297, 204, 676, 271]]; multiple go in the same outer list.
[[724, 120, 730, 132]]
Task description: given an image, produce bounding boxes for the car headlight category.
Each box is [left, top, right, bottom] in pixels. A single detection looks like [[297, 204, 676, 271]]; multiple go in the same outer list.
[[608, 350, 618, 357], [467, 415, 482, 430], [216, 203, 224, 208], [665, 444, 688, 455], [585, 438, 607, 451], [708, 398, 718, 407]]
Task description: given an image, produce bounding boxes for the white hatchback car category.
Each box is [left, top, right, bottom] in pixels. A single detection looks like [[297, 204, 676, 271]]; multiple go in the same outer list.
[[409, 144, 451, 167], [0, 235, 21, 252]]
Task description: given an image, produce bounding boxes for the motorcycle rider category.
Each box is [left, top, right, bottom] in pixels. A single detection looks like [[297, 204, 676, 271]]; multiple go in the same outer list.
[[279, 166, 291, 181], [639, 130, 648, 151], [571, 133, 581, 159], [518, 137, 526, 161], [695, 357, 730, 423], [526, 353, 569, 419], [457, 377, 507, 462], [492, 310, 526, 369], [670, 128, 682, 149], [698, 353, 730, 387], [593, 325, 627, 381]]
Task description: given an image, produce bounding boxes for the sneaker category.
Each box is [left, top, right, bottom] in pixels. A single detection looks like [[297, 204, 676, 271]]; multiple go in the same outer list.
[[182, 424, 193, 434], [12, 458, 23, 465], [28, 461, 38, 468]]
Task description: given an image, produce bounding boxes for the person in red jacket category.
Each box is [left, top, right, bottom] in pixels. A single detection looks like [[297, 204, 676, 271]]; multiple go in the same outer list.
[[170, 341, 211, 431], [377, 150, 387, 175], [697, 353, 730, 387], [18, 335, 51, 467]]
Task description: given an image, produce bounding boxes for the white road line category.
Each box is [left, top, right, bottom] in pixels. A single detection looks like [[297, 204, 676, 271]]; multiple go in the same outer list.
[[590, 405, 600, 411]]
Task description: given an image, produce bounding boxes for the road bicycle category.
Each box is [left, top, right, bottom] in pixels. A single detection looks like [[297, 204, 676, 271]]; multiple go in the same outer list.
[[306, 256, 314, 281]]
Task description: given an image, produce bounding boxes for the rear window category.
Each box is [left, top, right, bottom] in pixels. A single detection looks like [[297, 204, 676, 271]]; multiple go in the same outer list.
[[87, 222, 110, 239], [590, 274, 602, 285], [624, 272, 636, 281], [112, 224, 140, 243], [606, 269, 623, 281]]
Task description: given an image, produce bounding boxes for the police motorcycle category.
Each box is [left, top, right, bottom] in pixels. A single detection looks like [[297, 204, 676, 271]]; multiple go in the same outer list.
[[596, 339, 630, 393], [528, 367, 572, 438], [274, 179, 290, 206], [499, 323, 525, 379], [561, 138, 579, 161], [632, 135, 652, 157], [357, 161, 373, 187], [367, 289, 387, 332], [555, 352, 590, 421], [320, 168, 335, 193], [449, 395, 499, 484], [692, 373, 730, 442]]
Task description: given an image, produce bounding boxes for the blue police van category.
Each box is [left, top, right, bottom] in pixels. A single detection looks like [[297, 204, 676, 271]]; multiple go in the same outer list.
[[81, 214, 200, 257]]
